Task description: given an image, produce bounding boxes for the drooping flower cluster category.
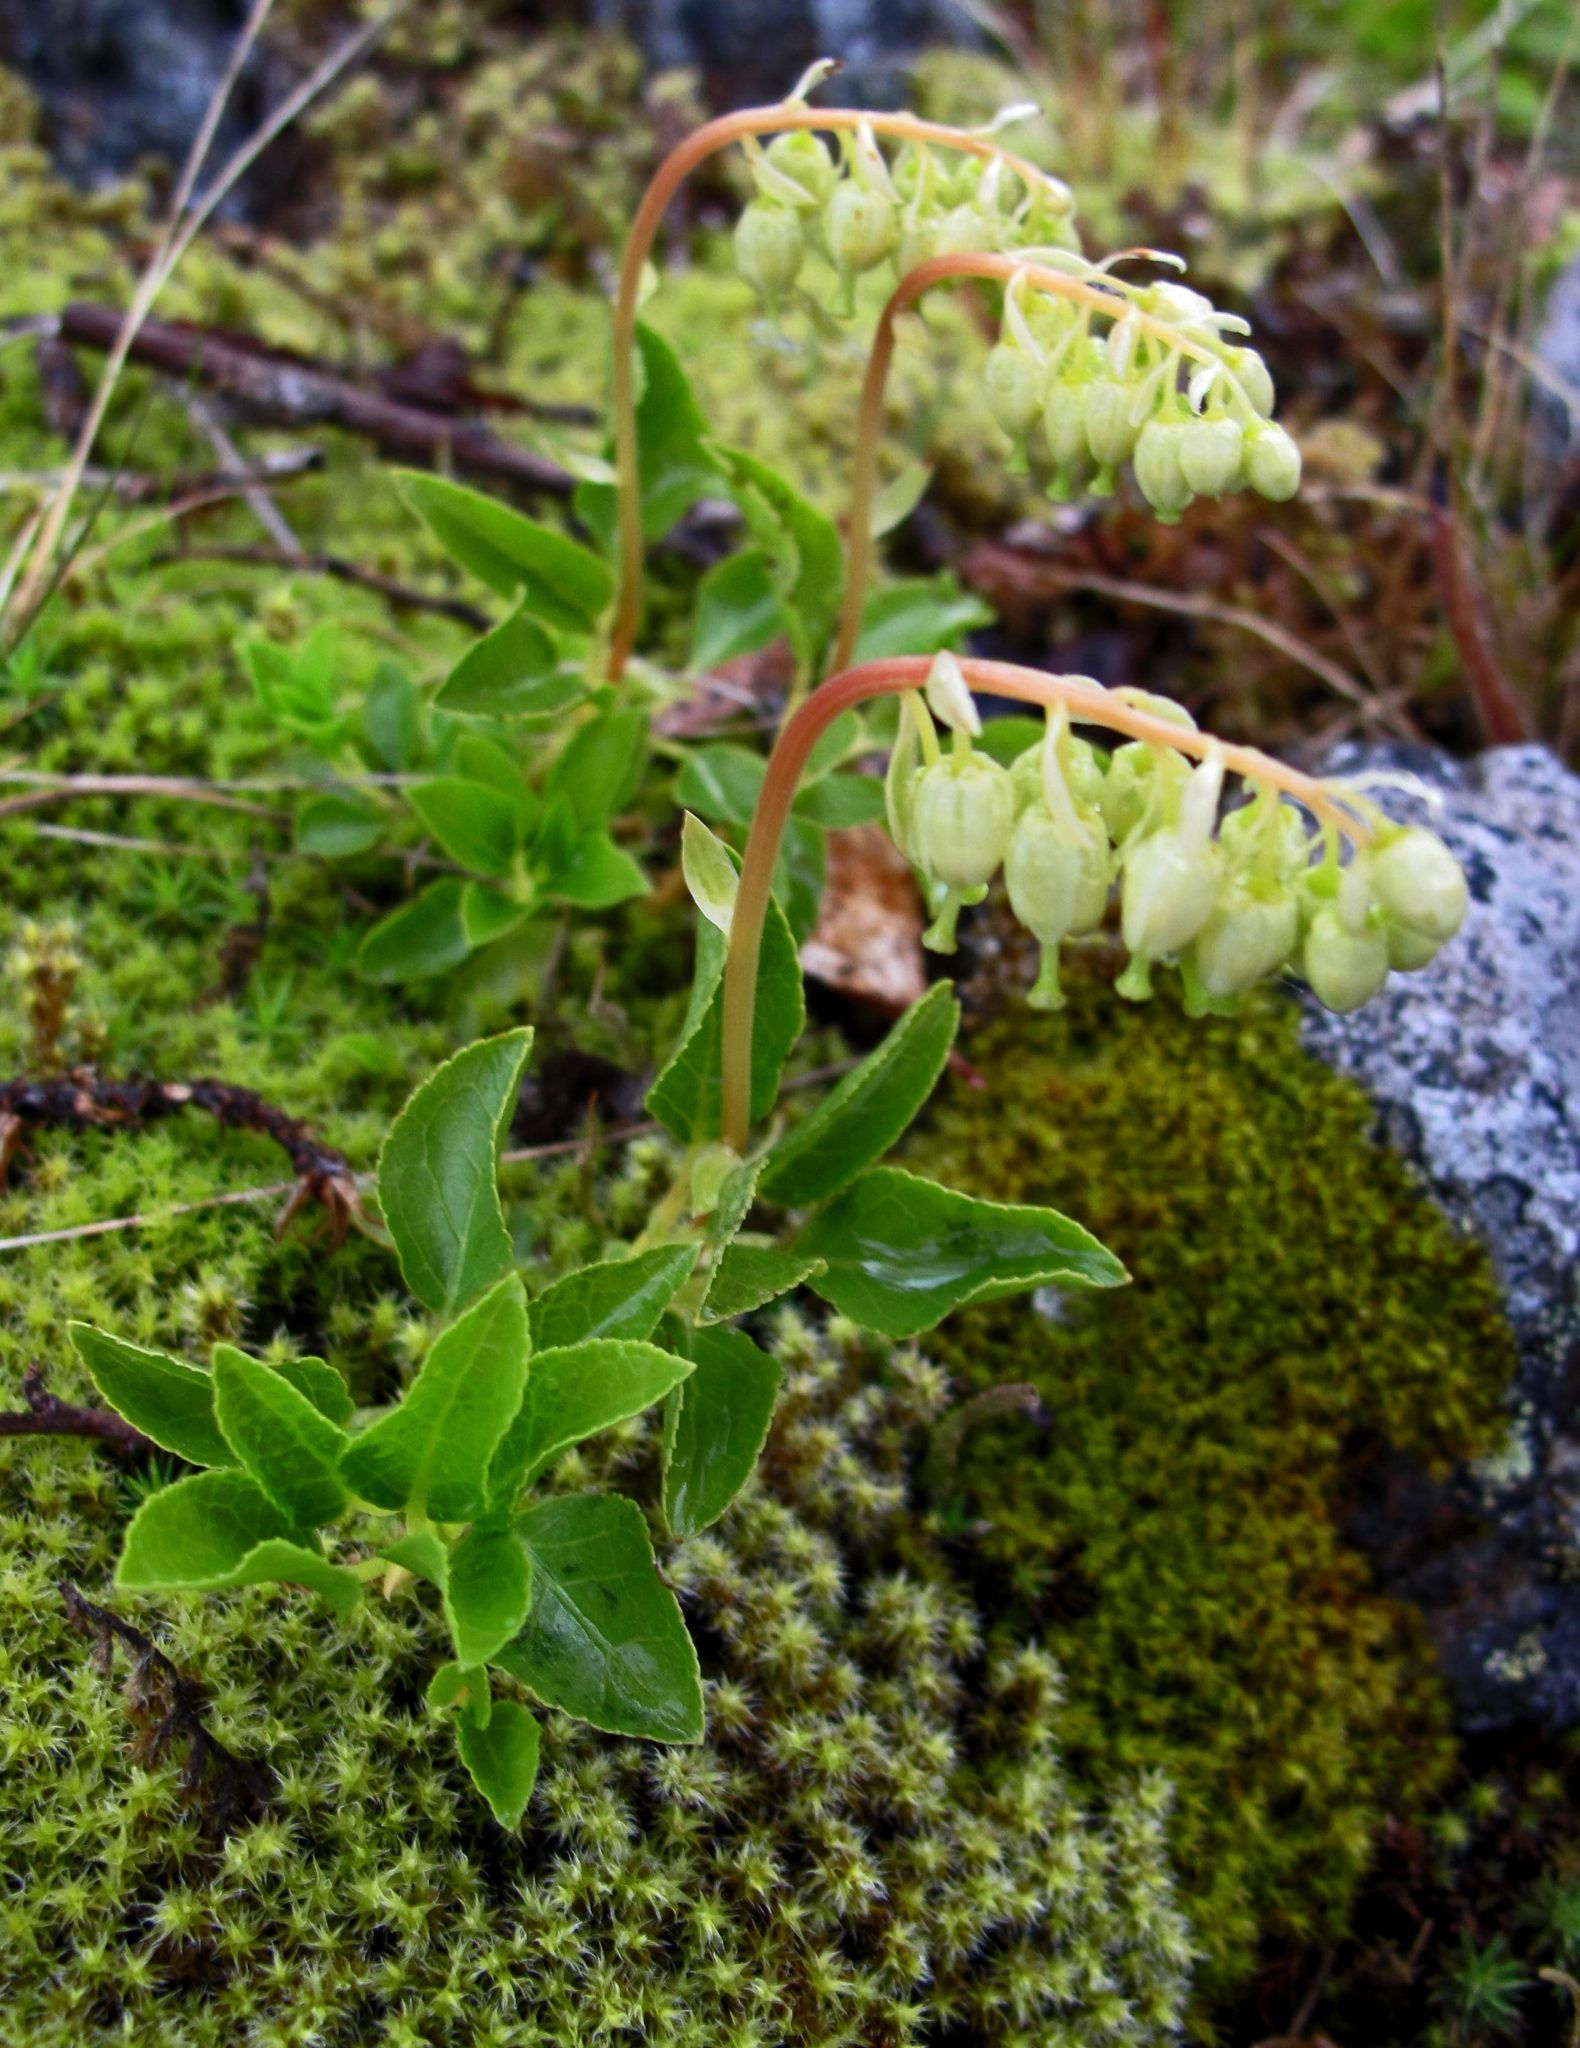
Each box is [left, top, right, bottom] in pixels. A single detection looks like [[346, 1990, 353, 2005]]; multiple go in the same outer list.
[[886, 657, 1468, 1016], [733, 120, 1081, 321], [983, 266, 1302, 515]]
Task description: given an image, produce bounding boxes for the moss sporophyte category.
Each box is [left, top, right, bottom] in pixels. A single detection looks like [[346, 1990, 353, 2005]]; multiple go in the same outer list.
[[28, 57, 1468, 1853]]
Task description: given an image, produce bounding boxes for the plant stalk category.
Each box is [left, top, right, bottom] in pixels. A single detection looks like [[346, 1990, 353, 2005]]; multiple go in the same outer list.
[[606, 105, 1067, 683], [829, 251, 1241, 677], [719, 656, 1369, 1153]]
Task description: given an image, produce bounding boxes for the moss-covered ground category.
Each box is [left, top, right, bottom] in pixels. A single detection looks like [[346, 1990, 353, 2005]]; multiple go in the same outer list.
[[0, 18, 1549, 2044]]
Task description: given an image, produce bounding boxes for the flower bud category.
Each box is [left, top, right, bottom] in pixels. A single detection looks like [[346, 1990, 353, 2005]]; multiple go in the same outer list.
[[1133, 418, 1193, 517], [824, 182, 897, 280], [765, 129, 837, 206], [1042, 381, 1091, 473], [1006, 805, 1111, 943], [1385, 920, 1443, 972], [1099, 740, 1190, 846], [1230, 347, 1276, 416], [1303, 907, 1388, 1012], [1245, 421, 1301, 502], [1190, 876, 1299, 996], [1121, 828, 1221, 960], [934, 202, 994, 256], [1370, 827, 1467, 946], [1179, 416, 1244, 497], [984, 343, 1044, 440], [914, 751, 1014, 892], [1084, 379, 1138, 469], [734, 200, 804, 304]]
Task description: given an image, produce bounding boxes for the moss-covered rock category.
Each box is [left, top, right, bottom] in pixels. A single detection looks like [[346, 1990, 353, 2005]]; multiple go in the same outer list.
[[904, 967, 1516, 2000]]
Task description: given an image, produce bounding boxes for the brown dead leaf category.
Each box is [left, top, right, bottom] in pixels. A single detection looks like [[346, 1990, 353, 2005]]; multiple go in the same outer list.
[[802, 824, 926, 1013]]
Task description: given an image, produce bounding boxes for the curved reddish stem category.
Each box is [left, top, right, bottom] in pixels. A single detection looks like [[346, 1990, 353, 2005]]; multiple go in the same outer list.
[[829, 251, 1234, 677], [606, 106, 1068, 683], [720, 656, 1367, 1153]]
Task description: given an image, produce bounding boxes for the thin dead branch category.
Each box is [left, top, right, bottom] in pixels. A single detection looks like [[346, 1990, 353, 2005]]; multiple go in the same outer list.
[[0, 1364, 153, 1460], [155, 543, 490, 631]]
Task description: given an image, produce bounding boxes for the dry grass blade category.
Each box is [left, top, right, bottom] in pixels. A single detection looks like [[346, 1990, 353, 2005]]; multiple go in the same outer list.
[[5, 0, 404, 636]]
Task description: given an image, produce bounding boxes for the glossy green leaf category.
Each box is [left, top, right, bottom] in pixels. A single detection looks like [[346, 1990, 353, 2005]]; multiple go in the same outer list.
[[118, 1474, 363, 1616], [377, 1029, 533, 1315], [541, 830, 647, 909], [400, 471, 612, 629], [452, 731, 528, 797], [461, 882, 532, 949], [436, 610, 564, 720], [426, 1660, 489, 1723], [363, 661, 419, 771], [487, 1338, 691, 1504], [456, 1696, 541, 1828], [340, 1275, 530, 1520], [675, 743, 764, 828], [792, 772, 886, 829], [680, 811, 737, 935], [381, 1528, 449, 1586], [212, 1344, 349, 1528], [295, 792, 382, 858], [548, 708, 648, 830], [700, 1242, 826, 1322], [851, 574, 994, 663], [70, 1323, 231, 1468], [576, 322, 719, 550], [645, 894, 803, 1143], [802, 709, 865, 782], [703, 1154, 760, 1259], [759, 982, 960, 1206], [689, 547, 781, 671], [662, 1323, 782, 1537], [273, 1356, 353, 1426], [356, 877, 472, 983], [408, 777, 524, 879], [444, 1524, 533, 1667], [776, 813, 825, 946], [711, 444, 842, 674], [797, 1166, 1126, 1338], [498, 1494, 703, 1742], [530, 1244, 697, 1350]]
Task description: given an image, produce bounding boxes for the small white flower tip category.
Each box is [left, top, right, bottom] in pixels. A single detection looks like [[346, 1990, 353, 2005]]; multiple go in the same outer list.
[[924, 650, 981, 736]]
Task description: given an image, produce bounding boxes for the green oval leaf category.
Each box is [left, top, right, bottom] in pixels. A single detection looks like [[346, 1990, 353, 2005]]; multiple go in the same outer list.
[[436, 610, 585, 723], [408, 777, 524, 878], [851, 574, 994, 663], [497, 1493, 703, 1743], [530, 1244, 698, 1351], [546, 708, 648, 830], [356, 877, 472, 984], [117, 1468, 291, 1588], [689, 547, 782, 671], [377, 1029, 534, 1315], [575, 322, 720, 551], [541, 830, 648, 909], [455, 1696, 541, 1829], [675, 743, 764, 828], [662, 1323, 782, 1537], [487, 1338, 692, 1507], [273, 1356, 353, 1426], [796, 1165, 1126, 1338], [400, 472, 612, 629], [759, 982, 960, 1207], [700, 1242, 825, 1323], [295, 792, 383, 858], [211, 1344, 349, 1528], [70, 1323, 232, 1469], [339, 1274, 530, 1521], [444, 1524, 533, 1668]]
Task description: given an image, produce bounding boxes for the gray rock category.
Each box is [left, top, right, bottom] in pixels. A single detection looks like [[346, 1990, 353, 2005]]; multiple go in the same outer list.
[[0, 0, 294, 214], [591, 0, 982, 108], [1301, 742, 1580, 1731]]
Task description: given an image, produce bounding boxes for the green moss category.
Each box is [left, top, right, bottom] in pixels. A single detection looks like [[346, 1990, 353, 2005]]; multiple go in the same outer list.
[[903, 966, 1515, 2004], [2, 1319, 1192, 2046]]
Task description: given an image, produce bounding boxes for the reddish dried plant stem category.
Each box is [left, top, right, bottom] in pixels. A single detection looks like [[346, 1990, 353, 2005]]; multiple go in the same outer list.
[[719, 657, 1368, 1152], [607, 107, 1065, 682], [830, 252, 1230, 676]]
